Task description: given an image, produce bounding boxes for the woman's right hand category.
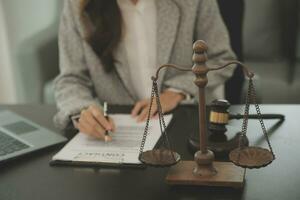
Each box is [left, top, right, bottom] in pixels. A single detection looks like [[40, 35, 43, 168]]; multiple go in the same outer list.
[[77, 105, 115, 141]]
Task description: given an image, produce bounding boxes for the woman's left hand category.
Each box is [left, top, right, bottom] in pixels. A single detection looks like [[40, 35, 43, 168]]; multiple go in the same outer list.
[[131, 90, 185, 122]]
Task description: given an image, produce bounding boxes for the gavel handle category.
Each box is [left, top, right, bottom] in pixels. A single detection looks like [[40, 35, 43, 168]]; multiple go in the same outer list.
[[229, 114, 285, 121]]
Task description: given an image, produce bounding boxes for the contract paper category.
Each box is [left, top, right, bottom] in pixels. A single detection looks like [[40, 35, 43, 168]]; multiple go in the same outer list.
[[52, 114, 172, 165]]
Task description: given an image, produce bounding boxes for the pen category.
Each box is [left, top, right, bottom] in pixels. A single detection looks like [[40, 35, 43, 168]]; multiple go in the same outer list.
[[103, 102, 110, 142]]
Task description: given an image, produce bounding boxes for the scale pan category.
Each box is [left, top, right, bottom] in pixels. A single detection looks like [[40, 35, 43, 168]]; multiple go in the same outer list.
[[229, 147, 274, 169], [139, 149, 181, 167]]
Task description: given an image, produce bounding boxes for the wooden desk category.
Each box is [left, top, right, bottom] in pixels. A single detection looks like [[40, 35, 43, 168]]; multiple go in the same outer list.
[[0, 105, 299, 200]]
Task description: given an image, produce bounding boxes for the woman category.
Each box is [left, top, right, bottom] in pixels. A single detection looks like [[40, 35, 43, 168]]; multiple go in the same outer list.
[[54, 0, 236, 140]]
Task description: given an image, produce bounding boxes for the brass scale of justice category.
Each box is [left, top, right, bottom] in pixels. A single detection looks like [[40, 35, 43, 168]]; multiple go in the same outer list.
[[138, 40, 277, 188]]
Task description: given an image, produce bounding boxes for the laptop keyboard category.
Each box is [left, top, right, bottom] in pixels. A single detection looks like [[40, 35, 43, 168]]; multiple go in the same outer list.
[[0, 130, 30, 156]]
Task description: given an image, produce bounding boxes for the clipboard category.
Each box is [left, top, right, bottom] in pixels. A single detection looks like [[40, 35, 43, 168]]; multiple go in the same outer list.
[[49, 114, 173, 169], [49, 159, 146, 169]]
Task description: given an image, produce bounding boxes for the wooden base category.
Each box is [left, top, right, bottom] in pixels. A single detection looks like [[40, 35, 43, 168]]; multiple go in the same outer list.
[[166, 161, 246, 188]]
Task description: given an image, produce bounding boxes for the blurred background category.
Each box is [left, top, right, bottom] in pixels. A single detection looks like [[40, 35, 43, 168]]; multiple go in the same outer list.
[[0, 0, 299, 105]]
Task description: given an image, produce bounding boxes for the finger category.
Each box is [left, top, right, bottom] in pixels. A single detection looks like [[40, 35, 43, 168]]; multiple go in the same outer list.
[[131, 100, 148, 117], [148, 106, 158, 121], [81, 110, 98, 127], [80, 112, 106, 139], [81, 111, 104, 138], [137, 105, 157, 122], [136, 100, 158, 122], [143, 102, 158, 121], [83, 122, 105, 140], [89, 106, 112, 131], [77, 123, 90, 136], [78, 120, 96, 137], [78, 114, 91, 133], [108, 117, 116, 132], [152, 113, 159, 119], [73, 120, 79, 129], [92, 124, 106, 140], [104, 135, 112, 142]]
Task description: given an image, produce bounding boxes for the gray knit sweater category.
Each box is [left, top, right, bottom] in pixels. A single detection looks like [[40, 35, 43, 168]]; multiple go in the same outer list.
[[54, 0, 236, 129]]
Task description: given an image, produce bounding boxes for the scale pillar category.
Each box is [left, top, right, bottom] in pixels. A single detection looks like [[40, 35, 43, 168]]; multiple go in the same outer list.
[[192, 40, 217, 176]]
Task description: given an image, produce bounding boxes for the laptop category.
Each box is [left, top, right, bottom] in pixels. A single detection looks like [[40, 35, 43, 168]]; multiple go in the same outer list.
[[0, 110, 67, 163]]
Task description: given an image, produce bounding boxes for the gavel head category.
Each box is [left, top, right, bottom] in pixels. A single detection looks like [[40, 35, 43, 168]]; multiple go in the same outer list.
[[209, 99, 230, 125], [208, 99, 231, 142]]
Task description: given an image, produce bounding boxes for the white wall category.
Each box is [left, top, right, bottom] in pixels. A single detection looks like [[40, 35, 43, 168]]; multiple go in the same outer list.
[[0, 0, 62, 103], [0, 1, 17, 103]]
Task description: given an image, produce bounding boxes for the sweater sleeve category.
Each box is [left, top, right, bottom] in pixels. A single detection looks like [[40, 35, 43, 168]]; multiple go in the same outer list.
[[53, 0, 100, 130]]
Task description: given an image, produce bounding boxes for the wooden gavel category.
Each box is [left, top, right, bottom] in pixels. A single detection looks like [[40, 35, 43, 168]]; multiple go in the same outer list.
[[209, 99, 284, 142], [209, 99, 285, 126], [188, 99, 285, 156]]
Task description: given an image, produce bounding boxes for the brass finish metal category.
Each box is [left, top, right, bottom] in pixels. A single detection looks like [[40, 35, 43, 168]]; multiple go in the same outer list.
[[193, 150, 217, 176], [139, 149, 180, 167], [166, 161, 245, 188], [191, 41, 217, 176], [165, 41, 247, 185], [229, 147, 274, 169], [138, 76, 180, 167], [229, 78, 275, 169], [139, 40, 275, 187], [210, 111, 229, 124]]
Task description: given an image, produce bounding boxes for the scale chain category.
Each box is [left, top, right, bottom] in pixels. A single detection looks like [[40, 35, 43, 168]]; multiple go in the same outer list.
[[138, 82, 156, 156], [153, 81, 176, 161], [249, 80, 275, 158], [138, 79, 176, 162], [237, 78, 275, 163], [239, 78, 252, 148], [237, 78, 252, 162]]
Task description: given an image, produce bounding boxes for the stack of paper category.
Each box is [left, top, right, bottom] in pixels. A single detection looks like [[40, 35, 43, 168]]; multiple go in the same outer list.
[[52, 114, 172, 165]]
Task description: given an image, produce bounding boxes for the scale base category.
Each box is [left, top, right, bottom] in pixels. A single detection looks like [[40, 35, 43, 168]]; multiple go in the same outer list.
[[166, 161, 246, 188]]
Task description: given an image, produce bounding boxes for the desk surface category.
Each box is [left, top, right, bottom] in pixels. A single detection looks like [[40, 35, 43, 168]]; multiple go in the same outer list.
[[0, 104, 299, 200]]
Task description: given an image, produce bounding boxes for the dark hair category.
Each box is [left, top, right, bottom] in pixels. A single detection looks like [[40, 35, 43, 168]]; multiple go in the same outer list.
[[84, 0, 122, 72]]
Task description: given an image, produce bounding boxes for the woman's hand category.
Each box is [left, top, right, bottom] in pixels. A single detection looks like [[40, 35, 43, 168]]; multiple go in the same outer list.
[[77, 105, 115, 141], [131, 90, 185, 122]]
